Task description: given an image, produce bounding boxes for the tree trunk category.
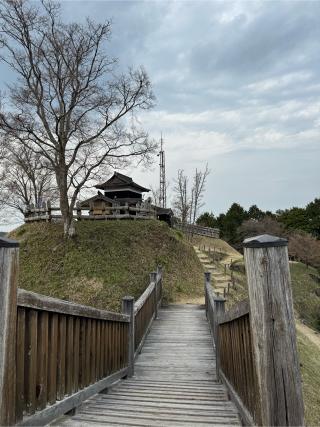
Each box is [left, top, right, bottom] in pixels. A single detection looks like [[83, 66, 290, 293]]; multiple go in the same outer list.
[[56, 166, 75, 238]]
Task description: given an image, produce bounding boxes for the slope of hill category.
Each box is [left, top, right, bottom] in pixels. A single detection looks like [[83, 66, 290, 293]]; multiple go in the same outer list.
[[9, 220, 203, 311], [193, 235, 320, 425]]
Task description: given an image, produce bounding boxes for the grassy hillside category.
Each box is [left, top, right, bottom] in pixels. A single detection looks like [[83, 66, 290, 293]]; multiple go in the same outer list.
[[10, 220, 203, 311], [229, 259, 320, 331], [195, 235, 320, 425]]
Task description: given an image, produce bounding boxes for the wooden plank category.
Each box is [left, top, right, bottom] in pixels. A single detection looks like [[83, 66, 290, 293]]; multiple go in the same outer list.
[[0, 241, 19, 425], [20, 368, 128, 426], [218, 300, 250, 325], [73, 317, 80, 392], [134, 282, 155, 313], [56, 315, 66, 400], [24, 309, 38, 415], [85, 319, 91, 386], [47, 313, 58, 405], [90, 320, 96, 384], [18, 289, 130, 323], [96, 320, 101, 381], [36, 311, 49, 410], [65, 316, 74, 395], [16, 307, 26, 422], [79, 318, 86, 389]]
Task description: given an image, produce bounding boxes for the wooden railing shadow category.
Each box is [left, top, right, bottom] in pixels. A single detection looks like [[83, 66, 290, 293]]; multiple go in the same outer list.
[[205, 234, 305, 427], [0, 237, 162, 426]]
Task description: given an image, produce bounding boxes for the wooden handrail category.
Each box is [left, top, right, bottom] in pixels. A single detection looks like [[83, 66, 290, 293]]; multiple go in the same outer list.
[[0, 236, 163, 426], [18, 289, 130, 323], [134, 281, 156, 314], [218, 299, 249, 324]]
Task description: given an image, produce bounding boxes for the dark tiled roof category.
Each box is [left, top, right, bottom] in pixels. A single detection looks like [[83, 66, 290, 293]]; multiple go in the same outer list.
[[80, 193, 114, 207], [95, 172, 150, 192]]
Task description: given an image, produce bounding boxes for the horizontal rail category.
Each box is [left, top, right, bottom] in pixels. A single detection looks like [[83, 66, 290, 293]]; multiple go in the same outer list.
[[18, 289, 130, 322], [173, 221, 220, 238], [218, 299, 249, 324], [134, 281, 156, 314]]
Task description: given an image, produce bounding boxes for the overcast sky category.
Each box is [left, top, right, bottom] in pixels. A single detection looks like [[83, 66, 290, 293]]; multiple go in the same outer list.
[[1, 0, 320, 230]]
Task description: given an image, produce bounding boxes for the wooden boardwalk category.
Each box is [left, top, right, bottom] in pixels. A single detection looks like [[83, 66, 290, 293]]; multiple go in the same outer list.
[[58, 305, 240, 426]]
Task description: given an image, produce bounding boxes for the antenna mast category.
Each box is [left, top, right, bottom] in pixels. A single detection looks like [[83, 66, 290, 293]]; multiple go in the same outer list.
[[159, 134, 166, 208]]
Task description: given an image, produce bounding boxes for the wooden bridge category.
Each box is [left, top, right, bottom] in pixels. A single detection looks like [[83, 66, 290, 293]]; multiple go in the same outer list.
[[0, 235, 304, 426]]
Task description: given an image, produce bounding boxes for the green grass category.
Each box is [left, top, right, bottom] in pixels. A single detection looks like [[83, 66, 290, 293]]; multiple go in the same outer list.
[[297, 331, 320, 426], [290, 263, 320, 331], [10, 220, 203, 311], [228, 259, 320, 332]]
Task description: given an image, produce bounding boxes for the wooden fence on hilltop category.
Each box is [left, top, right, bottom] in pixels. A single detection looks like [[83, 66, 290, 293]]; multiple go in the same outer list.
[[204, 234, 304, 426], [24, 200, 156, 223], [173, 221, 220, 238], [0, 236, 162, 426]]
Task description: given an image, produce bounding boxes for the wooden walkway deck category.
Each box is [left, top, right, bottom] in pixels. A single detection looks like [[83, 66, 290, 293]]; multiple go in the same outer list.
[[58, 305, 240, 426]]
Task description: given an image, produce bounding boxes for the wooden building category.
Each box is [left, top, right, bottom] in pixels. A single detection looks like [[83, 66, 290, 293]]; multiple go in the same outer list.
[[95, 172, 150, 204]]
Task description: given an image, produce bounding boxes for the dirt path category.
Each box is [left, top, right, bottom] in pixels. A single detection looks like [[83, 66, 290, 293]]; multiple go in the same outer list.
[[296, 321, 320, 350]]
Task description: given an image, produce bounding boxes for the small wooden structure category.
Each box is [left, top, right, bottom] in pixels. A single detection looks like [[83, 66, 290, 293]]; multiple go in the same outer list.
[[24, 172, 174, 225], [95, 172, 150, 202]]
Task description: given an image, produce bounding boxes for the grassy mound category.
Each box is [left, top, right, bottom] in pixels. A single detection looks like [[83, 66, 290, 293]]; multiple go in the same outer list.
[[10, 220, 203, 311]]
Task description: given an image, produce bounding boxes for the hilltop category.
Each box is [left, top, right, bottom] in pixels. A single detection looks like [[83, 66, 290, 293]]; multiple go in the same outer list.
[[9, 220, 203, 311]]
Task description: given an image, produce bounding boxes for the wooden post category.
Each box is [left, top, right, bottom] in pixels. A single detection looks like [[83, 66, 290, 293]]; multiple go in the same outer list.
[[76, 201, 82, 221], [122, 297, 135, 377], [150, 272, 158, 319], [204, 272, 211, 315], [46, 200, 52, 222], [224, 264, 226, 275], [0, 237, 19, 425], [227, 282, 230, 294], [243, 234, 304, 426], [157, 265, 163, 304], [214, 296, 225, 382]]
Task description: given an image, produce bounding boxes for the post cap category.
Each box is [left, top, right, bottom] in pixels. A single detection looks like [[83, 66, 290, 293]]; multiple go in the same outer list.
[[243, 234, 288, 248], [214, 295, 226, 303], [122, 296, 134, 302], [0, 237, 19, 248]]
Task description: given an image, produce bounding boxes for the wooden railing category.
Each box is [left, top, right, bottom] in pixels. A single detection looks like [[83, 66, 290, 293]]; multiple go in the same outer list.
[[218, 300, 261, 425], [0, 237, 162, 426], [24, 200, 156, 223], [134, 268, 162, 356], [204, 234, 305, 426], [174, 221, 220, 238]]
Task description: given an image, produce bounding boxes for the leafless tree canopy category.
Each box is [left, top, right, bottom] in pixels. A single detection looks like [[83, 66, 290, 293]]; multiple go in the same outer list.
[[0, 142, 57, 214], [190, 164, 210, 225], [173, 170, 190, 224], [173, 166, 210, 225], [0, 0, 156, 236]]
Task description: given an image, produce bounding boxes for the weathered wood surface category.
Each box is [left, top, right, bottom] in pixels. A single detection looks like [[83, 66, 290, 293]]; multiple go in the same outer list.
[[0, 238, 19, 426], [18, 289, 130, 322], [244, 234, 304, 426], [59, 305, 240, 426]]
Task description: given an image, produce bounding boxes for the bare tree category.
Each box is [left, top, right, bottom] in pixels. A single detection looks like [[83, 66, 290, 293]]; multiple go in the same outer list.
[[173, 170, 190, 224], [0, 143, 57, 215], [0, 0, 156, 236], [190, 164, 210, 225]]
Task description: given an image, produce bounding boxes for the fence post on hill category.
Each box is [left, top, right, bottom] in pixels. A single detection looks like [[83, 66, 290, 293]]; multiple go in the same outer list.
[[204, 272, 211, 316], [0, 237, 19, 425], [214, 296, 225, 382], [243, 234, 305, 426], [122, 296, 135, 377], [150, 272, 158, 319]]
